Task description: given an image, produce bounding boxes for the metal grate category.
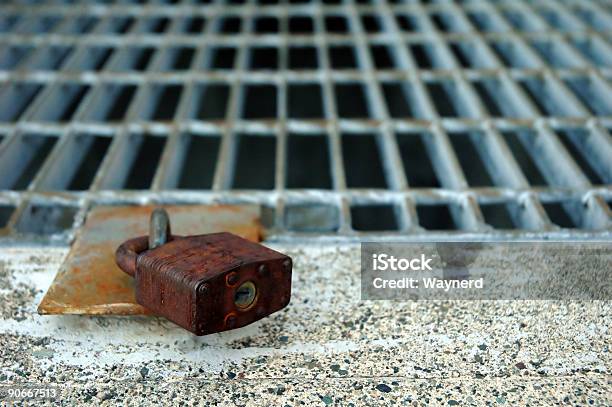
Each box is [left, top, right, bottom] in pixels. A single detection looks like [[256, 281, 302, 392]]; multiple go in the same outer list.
[[0, 0, 610, 242]]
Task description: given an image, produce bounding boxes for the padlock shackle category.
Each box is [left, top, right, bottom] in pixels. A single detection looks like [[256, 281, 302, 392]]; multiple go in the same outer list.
[[116, 208, 176, 277], [149, 208, 172, 250], [115, 235, 179, 277]]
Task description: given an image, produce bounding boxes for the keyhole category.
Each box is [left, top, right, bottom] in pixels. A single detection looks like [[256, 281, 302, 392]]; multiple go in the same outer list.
[[234, 281, 257, 310]]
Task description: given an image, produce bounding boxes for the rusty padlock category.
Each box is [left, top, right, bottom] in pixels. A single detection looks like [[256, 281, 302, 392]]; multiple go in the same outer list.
[[115, 208, 292, 335]]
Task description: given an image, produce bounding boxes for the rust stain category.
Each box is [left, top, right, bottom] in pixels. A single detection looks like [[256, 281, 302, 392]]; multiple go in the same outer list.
[[38, 204, 262, 315]]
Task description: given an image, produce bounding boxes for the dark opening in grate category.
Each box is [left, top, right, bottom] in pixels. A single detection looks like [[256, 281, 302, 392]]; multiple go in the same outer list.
[[0, 205, 15, 229], [351, 205, 398, 232], [250, 47, 278, 70], [65, 135, 112, 191], [341, 133, 386, 188], [335, 83, 370, 118], [501, 131, 548, 186], [564, 78, 611, 116], [77, 47, 114, 71], [555, 130, 605, 185], [178, 134, 220, 190], [329, 46, 357, 69], [410, 43, 438, 68], [382, 83, 415, 118], [0, 83, 43, 122], [124, 47, 155, 71], [427, 82, 462, 118], [209, 46, 236, 69], [289, 16, 314, 34], [192, 84, 230, 120], [288, 84, 324, 119], [184, 16, 206, 34], [480, 203, 517, 230], [29, 46, 72, 71], [472, 81, 503, 117], [149, 85, 183, 120], [417, 204, 457, 231], [325, 16, 349, 33], [255, 17, 278, 34], [0, 46, 33, 70], [396, 133, 440, 188], [396, 14, 418, 32], [243, 85, 276, 119], [85, 84, 137, 122], [287, 134, 332, 189], [166, 47, 195, 71], [448, 132, 494, 187], [288, 46, 318, 69], [370, 45, 396, 69], [9, 135, 58, 191], [109, 16, 135, 34], [220, 16, 241, 34], [232, 134, 276, 190], [543, 202, 577, 229], [124, 135, 166, 190]]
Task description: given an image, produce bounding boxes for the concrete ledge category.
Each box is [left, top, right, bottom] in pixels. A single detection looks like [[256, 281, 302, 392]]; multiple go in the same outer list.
[[0, 245, 610, 405]]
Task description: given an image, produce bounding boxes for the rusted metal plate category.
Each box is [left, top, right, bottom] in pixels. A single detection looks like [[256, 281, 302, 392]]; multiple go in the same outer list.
[[38, 205, 262, 315]]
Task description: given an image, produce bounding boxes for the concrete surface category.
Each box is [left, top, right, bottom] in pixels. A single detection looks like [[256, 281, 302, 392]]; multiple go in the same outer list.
[[0, 244, 610, 406]]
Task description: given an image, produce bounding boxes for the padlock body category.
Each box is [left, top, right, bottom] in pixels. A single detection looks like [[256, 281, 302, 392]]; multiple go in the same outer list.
[[135, 232, 292, 335]]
